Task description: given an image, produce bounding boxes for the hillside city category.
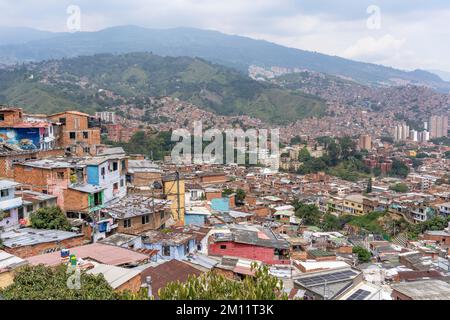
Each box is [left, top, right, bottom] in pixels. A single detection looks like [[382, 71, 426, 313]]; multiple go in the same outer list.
[[1, 2, 450, 303], [0, 101, 449, 300]]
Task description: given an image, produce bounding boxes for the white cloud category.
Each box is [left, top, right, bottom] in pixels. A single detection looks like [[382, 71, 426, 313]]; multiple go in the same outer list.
[[0, 1, 450, 71], [343, 34, 406, 62]]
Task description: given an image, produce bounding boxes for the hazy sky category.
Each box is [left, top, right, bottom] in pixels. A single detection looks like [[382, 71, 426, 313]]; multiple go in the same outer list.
[[1, 0, 449, 71]]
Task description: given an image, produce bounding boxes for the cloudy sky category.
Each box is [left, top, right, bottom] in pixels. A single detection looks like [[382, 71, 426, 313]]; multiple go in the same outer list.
[[1, 0, 449, 72]]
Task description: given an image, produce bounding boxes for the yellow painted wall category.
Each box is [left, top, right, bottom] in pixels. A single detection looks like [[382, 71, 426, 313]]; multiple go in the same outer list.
[[163, 178, 185, 225]]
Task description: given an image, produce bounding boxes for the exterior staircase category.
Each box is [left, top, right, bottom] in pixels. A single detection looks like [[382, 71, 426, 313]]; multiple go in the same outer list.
[[392, 233, 408, 247]]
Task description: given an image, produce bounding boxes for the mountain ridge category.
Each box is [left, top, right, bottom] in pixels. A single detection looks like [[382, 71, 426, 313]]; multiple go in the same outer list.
[[0, 52, 327, 124], [0, 25, 448, 92]]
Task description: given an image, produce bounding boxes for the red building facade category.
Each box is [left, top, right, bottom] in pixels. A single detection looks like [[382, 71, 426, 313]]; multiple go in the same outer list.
[[209, 241, 290, 265]]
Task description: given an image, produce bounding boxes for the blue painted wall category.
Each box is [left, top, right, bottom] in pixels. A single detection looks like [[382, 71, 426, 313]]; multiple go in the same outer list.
[[185, 213, 206, 226], [87, 166, 99, 185], [144, 239, 196, 261], [211, 198, 229, 212]]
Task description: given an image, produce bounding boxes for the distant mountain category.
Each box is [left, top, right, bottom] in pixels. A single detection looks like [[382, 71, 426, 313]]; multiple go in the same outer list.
[[429, 69, 450, 82], [0, 27, 57, 45], [0, 25, 449, 92], [0, 52, 326, 123]]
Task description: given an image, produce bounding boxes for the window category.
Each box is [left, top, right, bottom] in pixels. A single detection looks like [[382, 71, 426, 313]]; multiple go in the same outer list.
[[121, 160, 126, 170], [220, 245, 227, 250], [142, 215, 150, 224], [101, 167, 105, 176], [59, 117, 66, 125], [27, 204, 33, 212], [113, 183, 119, 192], [93, 192, 102, 206], [69, 132, 76, 139], [83, 147, 90, 153], [1, 189, 9, 197], [57, 172, 65, 179], [67, 212, 80, 219], [123, 219, 131, 228], [112, 162, 118, 171], [160, 211, 165, 220], [0, 114, 4, 121], [162, 246, 170, 256], [120, 179, 124, 187], [83, 131, 89, 139]]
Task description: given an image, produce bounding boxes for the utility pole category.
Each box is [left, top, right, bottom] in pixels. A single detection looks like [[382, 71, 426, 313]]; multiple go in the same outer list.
[[176, 170, 181, 222]]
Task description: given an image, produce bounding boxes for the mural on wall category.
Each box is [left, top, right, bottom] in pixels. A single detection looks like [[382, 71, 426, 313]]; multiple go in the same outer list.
[[0, 128, 40, 150]]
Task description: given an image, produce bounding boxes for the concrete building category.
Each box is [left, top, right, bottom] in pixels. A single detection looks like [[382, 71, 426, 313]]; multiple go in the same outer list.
[[95, 111, 116, 124], [163, 173, 185, 226], [429, 115, 448, 138], [391, 279, 450, 300], [358, 135, 372, 150], [0, 107, 59, 151], [82, 155, 128, 205], [0, 180, 24, 229], [393, 123, 410, 142]]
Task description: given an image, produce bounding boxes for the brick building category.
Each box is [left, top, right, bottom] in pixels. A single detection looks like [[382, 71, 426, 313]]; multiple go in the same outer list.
[[47, 111, 101, 156]]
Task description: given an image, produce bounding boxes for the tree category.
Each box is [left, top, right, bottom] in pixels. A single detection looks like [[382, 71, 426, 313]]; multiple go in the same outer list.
[[0, 264, 145, 300], [373, 166, 382, 177], [298, 147, 311, 162], [295, 203, 321, 226], [291, 135, 304, 145], [389, 183, 408, 193], [366, 178, 373, 193], [321, 213, 341, 231], [30, 206, 71, 231], [352, 246, 371, 263], [390, 159, 409, 178], [325, 140, 340, 166], [235, 189, 246, 204], [407, 215, 450, 240], [158, 264, 287, 300], [222, 188, 234, 197], [338, 136, 356, 160]]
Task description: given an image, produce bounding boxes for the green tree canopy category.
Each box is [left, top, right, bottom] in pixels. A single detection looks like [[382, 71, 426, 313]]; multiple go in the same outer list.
[[390, 159, 409, 178], [298, 147, 311, 162], [294, 202, 321, 226], [235, 189, 246, 204], [0, 264, 146, 300], [321, 213, 341, 231], [366, 178, 373, 193], [352, 246, 371, 263], [389, 183, 409, 193], [30, 206, 71, 231], [158, 264, 287, 300]]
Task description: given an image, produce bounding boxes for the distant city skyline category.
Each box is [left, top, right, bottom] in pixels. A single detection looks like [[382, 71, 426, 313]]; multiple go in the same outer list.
[[1, 0, 450, 73]]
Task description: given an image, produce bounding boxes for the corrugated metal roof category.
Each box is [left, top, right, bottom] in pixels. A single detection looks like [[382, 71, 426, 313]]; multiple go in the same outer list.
[[0, 180, 21, 190], [0, 250, 27, 270], [0, 228, 82, 248], [86, 262, 142, 289]]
